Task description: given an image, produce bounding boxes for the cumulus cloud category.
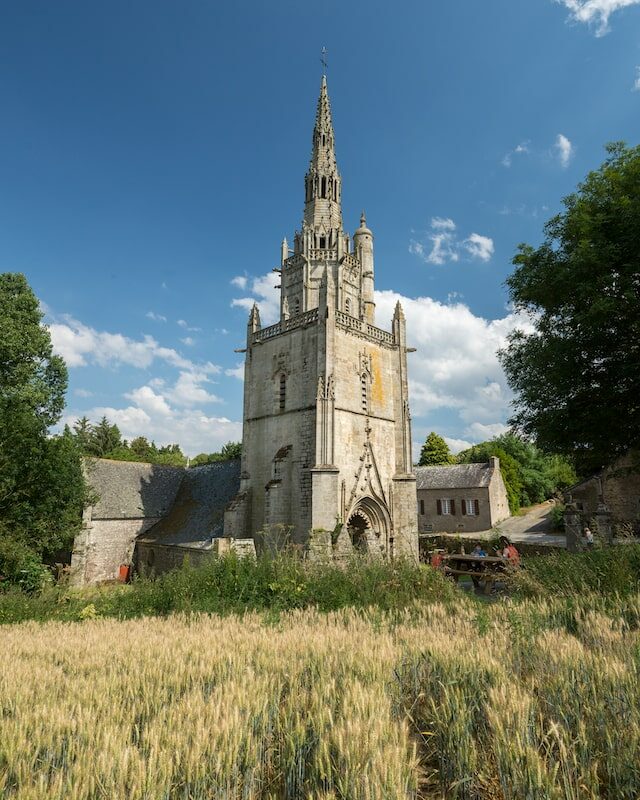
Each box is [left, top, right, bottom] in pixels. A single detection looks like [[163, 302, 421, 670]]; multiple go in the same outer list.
[[177, 319, 202, 332], [464, 233, 494, 262], [375, 290, 534, 447], [231, 275, 248, 290], [444, 436, 474, 455], [557, 0, 640, 36], [180, 336, 195, 347], [49, 314, 219, 373], [501, 141, 530, 167], [225, 363, 245, 381], [410, 218, 494, 266], [145, 311, 167, 322], [231, 273, 280, 325], [554, 134, 574, 168], [65, 405, 241, 457]]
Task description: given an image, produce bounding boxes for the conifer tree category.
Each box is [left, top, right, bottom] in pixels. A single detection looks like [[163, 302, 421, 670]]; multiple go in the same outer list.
[[418, 432, 454, 466]]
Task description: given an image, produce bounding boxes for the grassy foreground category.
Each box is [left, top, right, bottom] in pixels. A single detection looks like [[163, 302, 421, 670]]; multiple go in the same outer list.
[[2, 592, 640, 799]]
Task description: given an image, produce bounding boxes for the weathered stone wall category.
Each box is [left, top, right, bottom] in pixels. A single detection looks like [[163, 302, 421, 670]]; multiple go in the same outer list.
[[418, 487, 492, 533], [72, 516, 160, 584], [568, 454, 640, 535], [488, 462, 511, 526]]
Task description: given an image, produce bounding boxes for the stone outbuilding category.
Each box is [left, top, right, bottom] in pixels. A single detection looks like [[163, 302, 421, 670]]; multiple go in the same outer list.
[[565, 452, 640, 538], [415, 457, 510, 534], [71, 458, 252, 585]]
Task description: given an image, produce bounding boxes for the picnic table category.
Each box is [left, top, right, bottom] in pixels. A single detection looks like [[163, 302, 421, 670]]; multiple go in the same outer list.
[[438, 553, 511, 594]]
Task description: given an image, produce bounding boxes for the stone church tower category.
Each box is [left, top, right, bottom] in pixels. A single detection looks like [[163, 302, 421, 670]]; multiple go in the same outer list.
[[224, 76, 418, 557]]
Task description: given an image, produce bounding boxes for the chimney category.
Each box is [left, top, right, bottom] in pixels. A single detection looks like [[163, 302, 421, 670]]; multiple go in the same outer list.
[[489, 456, 500, 470]]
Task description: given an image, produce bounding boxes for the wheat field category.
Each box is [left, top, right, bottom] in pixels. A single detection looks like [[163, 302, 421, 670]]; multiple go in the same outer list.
[[1, 596, 640, 799]]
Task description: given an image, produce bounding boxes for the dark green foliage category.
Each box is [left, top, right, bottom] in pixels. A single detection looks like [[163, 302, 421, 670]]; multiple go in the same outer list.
[[72, 418, 188, 466], [500, 142, 640, 473], [457, 432, 577, 512], [0, 274, 87, 584], [0, 554, 457, 623], [418, 432, 454, 466], [190, 441, 242, 466]]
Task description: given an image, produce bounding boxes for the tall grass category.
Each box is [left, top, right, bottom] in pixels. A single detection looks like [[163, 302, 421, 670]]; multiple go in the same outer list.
[[0, 553, 456, 624], [2, 594, 640, 798]]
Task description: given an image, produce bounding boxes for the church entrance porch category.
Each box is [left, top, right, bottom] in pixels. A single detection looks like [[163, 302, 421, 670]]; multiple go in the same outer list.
[[345, 496, 391, 557]]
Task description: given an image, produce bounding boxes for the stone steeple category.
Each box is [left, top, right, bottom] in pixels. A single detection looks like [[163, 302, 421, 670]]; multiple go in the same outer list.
[[303, 75, 343, 233]]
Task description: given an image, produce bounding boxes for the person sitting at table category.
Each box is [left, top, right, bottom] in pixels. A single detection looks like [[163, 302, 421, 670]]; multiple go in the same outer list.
[[500, 537, 520, 565], [471, 544, 487, 557]]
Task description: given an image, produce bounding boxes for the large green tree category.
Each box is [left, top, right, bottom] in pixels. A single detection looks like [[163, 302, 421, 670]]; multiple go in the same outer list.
[[418, 432, 454, 466], [500, 143, 640, 473], [0, 274, 86, 585]]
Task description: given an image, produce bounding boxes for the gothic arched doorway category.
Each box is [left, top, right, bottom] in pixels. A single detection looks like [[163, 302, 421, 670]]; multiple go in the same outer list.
[[346, 496, 391, 556], [347, 509, 370, 552]]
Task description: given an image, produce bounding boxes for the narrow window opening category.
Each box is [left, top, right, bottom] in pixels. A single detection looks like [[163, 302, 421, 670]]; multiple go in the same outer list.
[[361, 374, 368, 412], [279, 374, 286, 411], [319, 236, 326, 249], [293, 298, 300, 315], [345, 298, 351, 315], [322, 134, 325, 146], [321, 176, 326, 198], [420, 499, 425, 516]]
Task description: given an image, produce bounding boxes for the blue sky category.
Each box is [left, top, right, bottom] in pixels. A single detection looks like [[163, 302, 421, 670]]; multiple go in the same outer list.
[[2, 0, 639, 456]]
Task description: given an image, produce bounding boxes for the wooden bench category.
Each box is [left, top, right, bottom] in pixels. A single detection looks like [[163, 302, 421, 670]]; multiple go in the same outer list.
[[439, 554, 510, 594]]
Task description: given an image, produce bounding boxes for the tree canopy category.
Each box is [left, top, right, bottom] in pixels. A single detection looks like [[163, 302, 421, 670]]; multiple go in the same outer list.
[[0, 274, 86, 587], [418, 432, 454, 466], [457, 432, 577, 513], [500, 142, 640, 474]]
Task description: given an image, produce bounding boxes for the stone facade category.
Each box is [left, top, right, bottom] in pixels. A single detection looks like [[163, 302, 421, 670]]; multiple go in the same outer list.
[[70, 459, 184, 584], [415, 458, 510, 534], [224, 76, 418, 558], [566, 452, 640, 537]]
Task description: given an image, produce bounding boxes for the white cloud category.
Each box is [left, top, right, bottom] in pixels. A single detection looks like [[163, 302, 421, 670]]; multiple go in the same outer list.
[[180, 337, 195, 347], [633, 66, 640, 91], [231, 273, 280, 325], [48, 314, 219, 374], [464, 233, 494, 262], [557, 0, 640, 36], [225, 363, 245, 381], [430, 217, 456, 231], [231, 275, 248, 290], [501, 141, 530, 167], [177, 319, 202, 332], [444, 436, 474, 455], [464, 421, 510, 441], [554, 133, 574, 168], [410, 218, 494, 266], [74, 388, 94, 398], [145, 311, 167, 322], [66, 406, 241, 457], [124, 386, 172, 417], [375, 290, 534, 440]]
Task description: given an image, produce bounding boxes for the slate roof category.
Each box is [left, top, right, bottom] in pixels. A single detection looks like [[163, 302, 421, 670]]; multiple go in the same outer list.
[[139, 460, 241, 548], [85, 459, 184, 519], [415, 462, 494, 490]]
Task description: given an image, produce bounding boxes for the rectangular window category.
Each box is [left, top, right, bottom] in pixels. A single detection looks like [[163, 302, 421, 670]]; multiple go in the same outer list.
[[420, 499, 424, 516], [440, 498, 451, 515], [464, 499, 479, 516]]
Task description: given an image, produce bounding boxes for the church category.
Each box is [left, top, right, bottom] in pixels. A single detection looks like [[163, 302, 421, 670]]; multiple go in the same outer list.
[[71, 75, 419, 584], [223, 75, 418, 558]]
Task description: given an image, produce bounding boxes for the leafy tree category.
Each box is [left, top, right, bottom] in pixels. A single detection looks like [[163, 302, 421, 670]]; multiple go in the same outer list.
[[0, 273, 86, 582], [189, 442, 242, 467], [72, 415, 92, 452], [86, 416, 122, 457], [500, 142, 640, 473], [457, 441, 522, 514], [418, 432, 454, 466]]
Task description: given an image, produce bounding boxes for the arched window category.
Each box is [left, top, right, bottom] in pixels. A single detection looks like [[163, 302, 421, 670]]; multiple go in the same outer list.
[[279, 373, 286, 411]]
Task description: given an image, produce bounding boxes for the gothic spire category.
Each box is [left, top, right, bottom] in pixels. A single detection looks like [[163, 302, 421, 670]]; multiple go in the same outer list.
[[303, 76, 342, 232]]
